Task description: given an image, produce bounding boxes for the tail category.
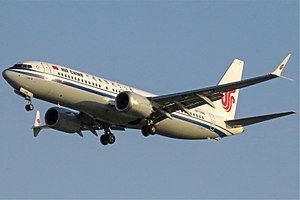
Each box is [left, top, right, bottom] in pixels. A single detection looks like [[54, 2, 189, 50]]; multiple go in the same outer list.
[[214, 59, 244, 120]]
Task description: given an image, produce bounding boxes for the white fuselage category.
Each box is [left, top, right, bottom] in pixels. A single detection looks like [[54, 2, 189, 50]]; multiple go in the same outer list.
[[3, 61, 244, 140]]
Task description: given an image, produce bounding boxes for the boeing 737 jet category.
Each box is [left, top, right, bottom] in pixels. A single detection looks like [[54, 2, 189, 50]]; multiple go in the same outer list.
[[2, 55, 295, 145]]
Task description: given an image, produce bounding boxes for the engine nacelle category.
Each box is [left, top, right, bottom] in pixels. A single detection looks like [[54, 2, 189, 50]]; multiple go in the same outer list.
[[115, 91, 154, 118], [45, 107, 82, 133]]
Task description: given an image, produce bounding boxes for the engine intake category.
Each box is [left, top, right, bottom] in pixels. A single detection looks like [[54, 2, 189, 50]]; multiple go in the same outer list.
[[45, 107, 82, 133], [115, 91, 154, 118]]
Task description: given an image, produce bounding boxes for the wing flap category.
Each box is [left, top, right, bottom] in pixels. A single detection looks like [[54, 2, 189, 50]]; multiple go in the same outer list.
[[225, 111, 295, 128]]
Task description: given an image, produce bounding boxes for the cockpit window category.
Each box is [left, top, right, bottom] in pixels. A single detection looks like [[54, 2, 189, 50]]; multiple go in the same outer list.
[[12, 64, 33, 69]]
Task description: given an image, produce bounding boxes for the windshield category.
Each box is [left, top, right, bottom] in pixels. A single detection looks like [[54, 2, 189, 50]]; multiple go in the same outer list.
[[11, 64, 32, 69]]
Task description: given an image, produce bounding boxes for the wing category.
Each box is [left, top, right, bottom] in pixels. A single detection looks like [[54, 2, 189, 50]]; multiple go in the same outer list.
[[32, 110, 125, 137], [150, 54, 291, 123]]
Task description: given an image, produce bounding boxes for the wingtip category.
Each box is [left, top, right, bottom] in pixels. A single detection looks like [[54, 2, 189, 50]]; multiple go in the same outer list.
[[272, 54, 291, 76]]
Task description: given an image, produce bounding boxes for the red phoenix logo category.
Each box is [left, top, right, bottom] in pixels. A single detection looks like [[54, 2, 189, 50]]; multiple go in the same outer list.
[[222, 90, 236, 112], [279, 64, 285, 70]]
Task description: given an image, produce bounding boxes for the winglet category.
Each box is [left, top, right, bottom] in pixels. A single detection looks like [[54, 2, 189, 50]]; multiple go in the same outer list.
[[272, 54, 291, 77], [34, 110, 41, 127], [32, 110, 44, 137]]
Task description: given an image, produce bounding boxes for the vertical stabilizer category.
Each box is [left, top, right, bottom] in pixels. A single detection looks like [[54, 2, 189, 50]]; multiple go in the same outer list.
[[214, 59, 244, 120]]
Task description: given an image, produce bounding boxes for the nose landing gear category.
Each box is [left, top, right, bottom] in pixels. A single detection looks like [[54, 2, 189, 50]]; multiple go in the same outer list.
[[14, 88, 34, 111], [25, 102, 34, 111]]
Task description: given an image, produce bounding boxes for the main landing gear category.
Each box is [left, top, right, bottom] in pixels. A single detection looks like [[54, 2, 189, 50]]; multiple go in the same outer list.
[[141, 123, 157, 137], [100, 125, 116, 145]]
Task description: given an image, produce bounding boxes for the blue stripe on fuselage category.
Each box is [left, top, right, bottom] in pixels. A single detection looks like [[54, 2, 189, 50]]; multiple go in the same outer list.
[[171, 114, 228, 138], [8, 69, 116, 99], [8, 68, 230, 138]]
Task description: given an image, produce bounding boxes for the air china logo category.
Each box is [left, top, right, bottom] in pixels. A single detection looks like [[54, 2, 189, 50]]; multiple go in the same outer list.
[[279, 64, 285, 70], [222, 90, 236, 112]]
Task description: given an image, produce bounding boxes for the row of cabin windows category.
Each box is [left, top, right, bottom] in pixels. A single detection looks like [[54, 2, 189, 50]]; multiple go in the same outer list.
[[193, 113, 204, 120], [179, 110, 204, 120], [57, 72, 132, 94]]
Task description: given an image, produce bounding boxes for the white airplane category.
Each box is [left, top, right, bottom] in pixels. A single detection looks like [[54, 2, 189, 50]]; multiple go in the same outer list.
[[2, 55, 295, 145]]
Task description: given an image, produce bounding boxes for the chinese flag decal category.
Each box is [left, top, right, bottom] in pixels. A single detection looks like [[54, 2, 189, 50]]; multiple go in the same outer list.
[[52, 65, 59, 70]]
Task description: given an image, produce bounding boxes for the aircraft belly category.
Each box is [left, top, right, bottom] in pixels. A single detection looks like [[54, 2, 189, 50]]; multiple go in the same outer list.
[[156, 117, 221, 140]]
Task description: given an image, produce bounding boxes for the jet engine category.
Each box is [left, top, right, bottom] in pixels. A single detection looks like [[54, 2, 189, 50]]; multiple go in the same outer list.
[[45, 107, 82, 133], [115, 91, 154, 118]]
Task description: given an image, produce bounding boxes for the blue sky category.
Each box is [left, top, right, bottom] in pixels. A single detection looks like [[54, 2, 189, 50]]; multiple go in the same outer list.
[[0, 0, 299, 199]]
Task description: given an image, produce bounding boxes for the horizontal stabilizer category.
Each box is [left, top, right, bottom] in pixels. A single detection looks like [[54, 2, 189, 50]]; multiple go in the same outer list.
[[225, 111, 295, 128]]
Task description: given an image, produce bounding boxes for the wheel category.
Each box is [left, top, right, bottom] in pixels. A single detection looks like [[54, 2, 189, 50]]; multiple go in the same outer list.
[[141, 126, 150, 137], [25, 104, 34, 111], [29, 104, 34, 110], [107, 133, 115, 144], [100, 135, 108, 145], [148, 124, 157, 135]]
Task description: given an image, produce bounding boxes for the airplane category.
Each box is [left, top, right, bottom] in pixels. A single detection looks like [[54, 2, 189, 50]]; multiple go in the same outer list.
[[2, 54, 295, 145]]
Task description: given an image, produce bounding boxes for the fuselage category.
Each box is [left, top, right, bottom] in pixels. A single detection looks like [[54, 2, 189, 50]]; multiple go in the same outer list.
[[2, 61, 244, 140]]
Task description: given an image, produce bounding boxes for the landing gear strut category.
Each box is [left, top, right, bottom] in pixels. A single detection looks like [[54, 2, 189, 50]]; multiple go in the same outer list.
[[100, 125, 116, 145]]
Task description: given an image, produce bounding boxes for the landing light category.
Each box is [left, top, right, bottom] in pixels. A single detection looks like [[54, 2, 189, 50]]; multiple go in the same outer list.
[[44, 74, 54, 81]]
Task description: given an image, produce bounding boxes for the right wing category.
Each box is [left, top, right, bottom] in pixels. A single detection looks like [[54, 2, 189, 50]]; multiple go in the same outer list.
[[149, 54, 291, 123]]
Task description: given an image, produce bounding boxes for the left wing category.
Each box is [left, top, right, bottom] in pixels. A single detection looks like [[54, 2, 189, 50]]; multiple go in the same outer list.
[[32, 110, 125, 137], [150, 54, 291, 122]]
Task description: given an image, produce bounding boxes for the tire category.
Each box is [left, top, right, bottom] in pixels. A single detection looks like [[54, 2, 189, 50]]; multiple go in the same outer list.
[[29, 104, 34, 110], [141, 126, 150, 137], [100, 135, 108, 145], [25, 104, 34, 111], [148, 124, 157, 135], [107, 133, 116, 144]]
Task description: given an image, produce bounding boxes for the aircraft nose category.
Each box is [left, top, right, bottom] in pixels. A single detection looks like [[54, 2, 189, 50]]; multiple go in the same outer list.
[[2, 69, 9, 80], [2, 68, 19, 89], [2, 68, 14, 85]]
